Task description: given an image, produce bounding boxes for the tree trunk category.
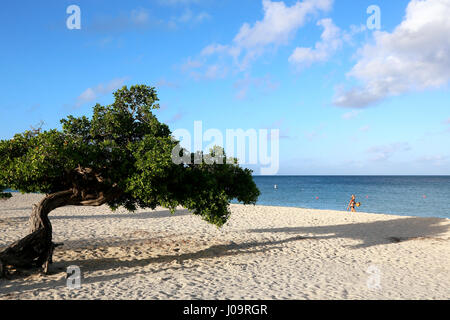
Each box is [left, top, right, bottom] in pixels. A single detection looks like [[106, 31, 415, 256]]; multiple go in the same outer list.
[[0, 179, 119, 278], [0, 190, 73, 277]]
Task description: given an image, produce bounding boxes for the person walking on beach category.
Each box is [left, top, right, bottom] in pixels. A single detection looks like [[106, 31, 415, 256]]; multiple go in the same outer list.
[[347, 194, 357, 213]]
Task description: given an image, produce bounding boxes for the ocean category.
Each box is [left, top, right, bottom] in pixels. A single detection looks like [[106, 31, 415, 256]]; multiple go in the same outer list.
[[247, 176, 450, 219], [4, 176, 450, 219]]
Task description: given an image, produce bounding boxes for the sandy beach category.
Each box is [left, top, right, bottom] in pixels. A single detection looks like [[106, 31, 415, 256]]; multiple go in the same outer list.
[[0, 193, 449, 300]]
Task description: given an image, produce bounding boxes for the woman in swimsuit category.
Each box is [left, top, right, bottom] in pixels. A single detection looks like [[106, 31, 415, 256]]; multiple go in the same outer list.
[[347, 194, 356, 213]]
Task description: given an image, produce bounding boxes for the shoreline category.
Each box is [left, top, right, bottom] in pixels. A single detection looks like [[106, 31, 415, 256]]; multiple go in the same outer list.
[[5, 191, 449, 220], [1, 193, 449, 300], [232, 202, 450, 221]]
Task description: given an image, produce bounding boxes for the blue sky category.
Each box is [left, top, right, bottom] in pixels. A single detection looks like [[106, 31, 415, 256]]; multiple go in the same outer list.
[[1, 0, 449, 175]]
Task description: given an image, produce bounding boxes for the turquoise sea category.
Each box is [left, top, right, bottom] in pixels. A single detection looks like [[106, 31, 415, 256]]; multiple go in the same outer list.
[[248, 176, 450, 219], [5, 176, 450, 219]]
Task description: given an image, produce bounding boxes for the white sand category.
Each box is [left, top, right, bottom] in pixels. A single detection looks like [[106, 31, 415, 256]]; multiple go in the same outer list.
[[0, 193, 449, 300]]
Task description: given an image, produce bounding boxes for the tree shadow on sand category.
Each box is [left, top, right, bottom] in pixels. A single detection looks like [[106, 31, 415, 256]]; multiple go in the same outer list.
[[2, 217, 448, 296], [0, 210, 191, 228], [0, 264, 198, 298], [0, 210, 193, 248], [48, 209, 191, 221], [247, 217, 450, 249], [0, 235, 307, 295], [0, 207, 33, 211]]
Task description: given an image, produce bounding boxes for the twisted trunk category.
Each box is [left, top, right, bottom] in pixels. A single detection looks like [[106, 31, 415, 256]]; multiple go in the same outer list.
[[29, 190, 74, 233], [0, 186, 118, 277], [0, 190, 73, 276]]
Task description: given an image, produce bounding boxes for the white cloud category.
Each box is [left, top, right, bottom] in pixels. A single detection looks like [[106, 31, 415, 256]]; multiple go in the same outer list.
[[201, 44, 232, 56], [235, 0, 332, 48], [417, 155, 450, 168], [418, 155, 448, 166], [169, 8, 211, 28], [97, 36, 114, 47], [367, 142, 411, 161], [203, 65, 222, 79], [341, 110, 361, 120], [334, 0, 450, 108], [264, 119, 292, 140], [419, 155, 447, 161], [181, 59, 227, 80], [78, 88, 96, 102], [304, 124, 327, 141], [233, 74, 279, 100], [89, 6, 209, 33], [443, 118, 450, 132], [156, 78, 180, 89], [289, 18, 342, 69], [193, 11, 211, 23], [88, 8, 154, 33], [304, 130, 324, 141], [158, 0, 201, 5], [181, 58, 203, 72], [130, 8, 150, 25], [75, 77, 128, 108], [167, 111, 187, 123], [359, 125, 370, 132], [197, 0, 333, 71]]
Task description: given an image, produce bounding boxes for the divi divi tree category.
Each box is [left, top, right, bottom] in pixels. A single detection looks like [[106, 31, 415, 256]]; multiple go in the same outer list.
[[0, 85, 260, 276]]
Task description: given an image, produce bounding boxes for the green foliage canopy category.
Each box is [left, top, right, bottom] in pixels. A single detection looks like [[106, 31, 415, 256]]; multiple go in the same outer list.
[[0, 85, 260, 226]]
